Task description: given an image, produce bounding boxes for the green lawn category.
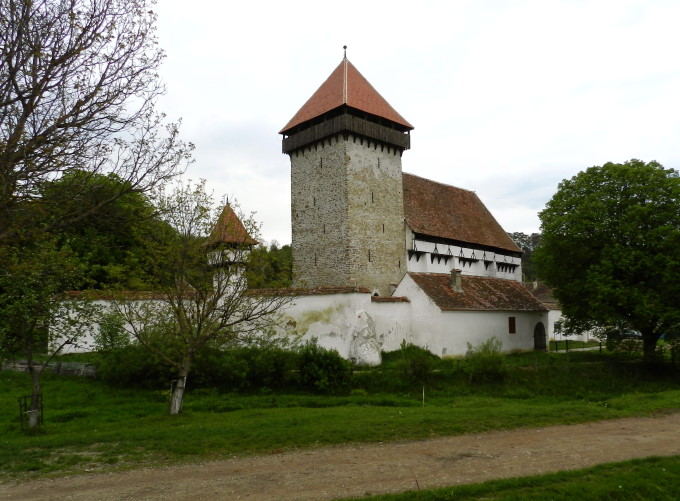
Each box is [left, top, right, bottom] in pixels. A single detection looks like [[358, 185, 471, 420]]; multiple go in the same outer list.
[[1, 351, 679, 481], [549, 339, 602, 352], [346, 455, 680, 500]]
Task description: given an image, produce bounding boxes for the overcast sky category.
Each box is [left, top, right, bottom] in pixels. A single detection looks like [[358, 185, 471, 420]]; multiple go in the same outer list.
[[153, 0, 680, 245]]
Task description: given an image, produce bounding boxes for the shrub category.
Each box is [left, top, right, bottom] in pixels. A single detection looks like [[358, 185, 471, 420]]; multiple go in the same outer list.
[[191, 346, 297, 392], [395, 341, 436, 384], [465, 337, 506, 383], [96, 343, 173, 389], [190, 347, 249, 391], [297, 340, 352, 395], [240, 347, 297, 390], [93, 312, 130, 352]]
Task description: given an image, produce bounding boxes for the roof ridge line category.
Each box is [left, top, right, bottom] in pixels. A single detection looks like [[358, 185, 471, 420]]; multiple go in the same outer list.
[[403, 172, 476, 194], [343, 57, 348, 104]]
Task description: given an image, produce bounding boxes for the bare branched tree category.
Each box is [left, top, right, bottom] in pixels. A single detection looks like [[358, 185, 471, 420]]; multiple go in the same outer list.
[[114, 181, 291, 414], [0, 0, 193, 240], [0, 0, 192, 427]]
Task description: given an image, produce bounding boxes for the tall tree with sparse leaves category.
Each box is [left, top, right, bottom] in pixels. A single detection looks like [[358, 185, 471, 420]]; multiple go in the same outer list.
[[0, 0, 191, 426], [113, 181, 291, 414], [535, 159, 680, 362], [0, 0, 192, 242]]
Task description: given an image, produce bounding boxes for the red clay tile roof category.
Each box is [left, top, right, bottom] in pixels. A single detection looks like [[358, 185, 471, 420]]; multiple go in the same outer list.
[[206, 204, 258, 247], [409, 273, 547, 312], [403, 173, 521, 254], [280, 57, 413, 134]]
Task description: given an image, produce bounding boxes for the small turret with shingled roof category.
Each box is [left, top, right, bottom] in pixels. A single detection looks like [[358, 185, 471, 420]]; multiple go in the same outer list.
[[206, 204, 258, 248]]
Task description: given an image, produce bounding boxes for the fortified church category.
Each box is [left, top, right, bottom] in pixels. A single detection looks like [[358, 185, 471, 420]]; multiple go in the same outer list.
[[52, 54, 551, 362], [267, 55, 549, 364]]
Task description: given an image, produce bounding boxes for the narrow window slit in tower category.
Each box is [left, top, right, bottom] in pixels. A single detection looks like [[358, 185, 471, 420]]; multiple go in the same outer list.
[[368, 249, 372, 262], [371, 192, 374, 203], [382, 223, 385, 233], [314, 253, 317, 266]]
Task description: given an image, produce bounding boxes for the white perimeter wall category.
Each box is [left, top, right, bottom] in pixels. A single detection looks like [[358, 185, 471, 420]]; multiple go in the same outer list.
[[53, 288, 548, 364]]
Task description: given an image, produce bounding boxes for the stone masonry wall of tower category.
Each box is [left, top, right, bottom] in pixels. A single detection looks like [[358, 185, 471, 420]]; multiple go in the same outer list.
[[345, 137, 405, 296], [290, 134, 406, 295], [291, 138, 349, 288]]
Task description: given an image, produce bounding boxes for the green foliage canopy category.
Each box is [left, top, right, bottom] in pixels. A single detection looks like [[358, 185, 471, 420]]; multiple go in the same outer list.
[[246, 242, 293, 289], [41, 171, 169, 290], [535, 159, 680, 359], [508, 232, 541, 281]]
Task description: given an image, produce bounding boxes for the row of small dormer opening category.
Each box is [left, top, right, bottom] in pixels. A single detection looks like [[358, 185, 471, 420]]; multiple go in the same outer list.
[[407, 240, 520, 272]]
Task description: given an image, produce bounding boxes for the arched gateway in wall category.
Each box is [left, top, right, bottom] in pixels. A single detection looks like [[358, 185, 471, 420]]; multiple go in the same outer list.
[[533, 322, 547, 351]]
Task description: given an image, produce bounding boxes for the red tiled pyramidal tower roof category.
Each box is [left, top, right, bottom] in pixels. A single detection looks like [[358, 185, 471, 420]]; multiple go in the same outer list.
[[205, 204, 258, 247], [280, 57, 413, 134]]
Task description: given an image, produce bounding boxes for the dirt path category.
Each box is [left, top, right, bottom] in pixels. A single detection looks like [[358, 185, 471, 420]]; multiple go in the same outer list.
[[2, 413, 679, 501]]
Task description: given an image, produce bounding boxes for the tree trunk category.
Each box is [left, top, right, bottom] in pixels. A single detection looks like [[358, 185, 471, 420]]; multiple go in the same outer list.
[[27, 365, 43, 429], [169, 360, 191, 415], [642, 331, 661, 364]]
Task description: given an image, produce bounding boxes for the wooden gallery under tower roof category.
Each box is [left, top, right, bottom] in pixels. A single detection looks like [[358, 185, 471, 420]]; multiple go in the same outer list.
[[280, 53, 413, 296]]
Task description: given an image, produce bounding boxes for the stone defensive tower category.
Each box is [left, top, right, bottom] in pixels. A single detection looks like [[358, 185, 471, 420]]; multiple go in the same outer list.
[[280, 54, 413, 295]]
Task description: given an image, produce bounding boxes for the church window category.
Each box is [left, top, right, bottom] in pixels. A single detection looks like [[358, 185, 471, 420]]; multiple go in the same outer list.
[[371, 191, 374, 203], [314, 253, 317, 266], [508, 317, 516, 334], [382, 223, 385, 233], [368, 249, 372, 262], [313, 196, 316, 206], [323, 224, 326, 234]]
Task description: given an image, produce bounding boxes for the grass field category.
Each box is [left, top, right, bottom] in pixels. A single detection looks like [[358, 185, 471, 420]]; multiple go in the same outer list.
[[346, 455, 680, 500], [1, 350, 679, 482]]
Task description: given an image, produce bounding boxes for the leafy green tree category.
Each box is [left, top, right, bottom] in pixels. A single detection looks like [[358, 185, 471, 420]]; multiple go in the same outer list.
[[112, 181, 290, 414], [247, 242, 293, 289], [41, 171, 169, 290], [508, 232, 541, 281], [535, 159, 680, 362], [0, 239, 97, 428]]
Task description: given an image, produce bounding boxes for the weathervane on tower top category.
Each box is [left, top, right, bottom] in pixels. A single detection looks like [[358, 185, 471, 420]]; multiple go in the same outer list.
[[343, 45, 347, 58]]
